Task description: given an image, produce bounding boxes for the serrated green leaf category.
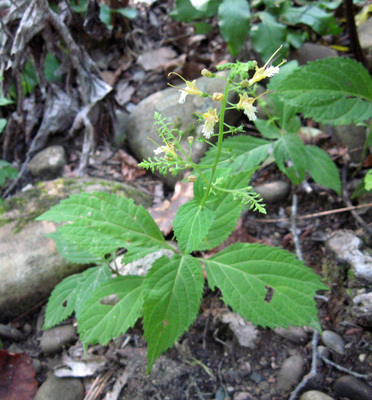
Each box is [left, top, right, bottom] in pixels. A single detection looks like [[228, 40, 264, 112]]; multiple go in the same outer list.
[[196, 172, 249, 251], [282, 5, 341, 35], [37, 192, 169, 258], [75, 265, 112, 318], [173, 200, 215, 254], [43, 273, 85, 329], [47, 231, 103, 264], [254, 119, 281, 139], [250, 12, 289, 61], [204, 243, 327, 331], [273, 135, 308, 184], [304, 145, 341, 194], [143, 255, 204, 372], [198, 135, 271, 174], [218, 0, 250, 56], [278, 57, 372, 125], [78, 276, 144, 345], [43, 266, 111, 330]]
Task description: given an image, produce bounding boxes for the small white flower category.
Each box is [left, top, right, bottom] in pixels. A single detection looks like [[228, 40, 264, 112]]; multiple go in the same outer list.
[[178, 89, 188, 104], [243, 103, 257, 121], [236, 93, 258, 121], [199, 108, 219, 139]]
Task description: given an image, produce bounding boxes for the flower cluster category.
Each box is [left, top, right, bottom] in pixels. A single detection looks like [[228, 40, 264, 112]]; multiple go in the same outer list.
[[165, 48, 284, 140]]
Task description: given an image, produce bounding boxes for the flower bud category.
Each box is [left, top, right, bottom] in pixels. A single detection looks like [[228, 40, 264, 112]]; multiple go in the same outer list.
[[212, 92, 224, 102], [187, 175, 197, 182], [240, 80, 250, 87], [201, 69, 213, 78], [187, 136, 194, 144]]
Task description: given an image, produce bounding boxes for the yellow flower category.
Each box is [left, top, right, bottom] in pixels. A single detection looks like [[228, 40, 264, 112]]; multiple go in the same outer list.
[[212, 92, 224, 102], [200, 108, 219, 139], [168, 72, 203, 104], [153, 141, 177, 157], [236, 93, 257, 121], [248, 46, 286, 86]]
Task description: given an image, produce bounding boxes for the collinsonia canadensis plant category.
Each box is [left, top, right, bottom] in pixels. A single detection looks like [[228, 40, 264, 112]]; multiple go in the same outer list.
[[37, 48, 329, 372]]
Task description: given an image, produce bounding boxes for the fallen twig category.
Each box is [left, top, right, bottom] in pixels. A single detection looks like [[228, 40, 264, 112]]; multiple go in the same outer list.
[[288, 330, 320, 400], [291, 192, 303, 261], [252, 203, 372, 223]]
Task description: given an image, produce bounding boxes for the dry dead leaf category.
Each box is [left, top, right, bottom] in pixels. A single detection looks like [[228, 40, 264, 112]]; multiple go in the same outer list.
[[149, 181, 193, 235], [0, 350, 38, 400], [137, 47, 177, 71], [114, 80, 136, 106], [111, 149, 146, 181]]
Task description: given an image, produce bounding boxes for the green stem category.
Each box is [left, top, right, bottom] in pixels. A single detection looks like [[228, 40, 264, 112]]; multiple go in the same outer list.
[[200, 79, 231, 206], [354, 119, 372, 175]]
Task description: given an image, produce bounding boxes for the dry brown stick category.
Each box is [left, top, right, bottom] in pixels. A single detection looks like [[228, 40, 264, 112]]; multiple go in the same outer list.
[[253, 203, 372, 223]]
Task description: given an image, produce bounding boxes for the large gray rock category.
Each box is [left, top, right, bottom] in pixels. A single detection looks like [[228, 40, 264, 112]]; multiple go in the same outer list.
[[0, 177, 151, 321], [126, 73, 239, 186], [290, 43, 338, 65]]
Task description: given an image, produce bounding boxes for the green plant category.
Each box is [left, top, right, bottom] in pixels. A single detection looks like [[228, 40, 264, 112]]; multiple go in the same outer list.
[[70, 0, 137, 30], [0, 95, 18, 190], [37, 49, 329, 372], [170, 0, 341, 59]]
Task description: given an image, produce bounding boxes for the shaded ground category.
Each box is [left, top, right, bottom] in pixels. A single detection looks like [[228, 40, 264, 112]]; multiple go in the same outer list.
[[1, 1, 372, 399]]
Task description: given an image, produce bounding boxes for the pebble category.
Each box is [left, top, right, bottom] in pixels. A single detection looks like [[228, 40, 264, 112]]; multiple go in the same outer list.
[[28, 145, 66, 180], [334, 375, 372, 400], [234, 393, 257, 400], [39, 324, 77, 354], [300, 390, 335, 400], [254, 181, 291, 204], [321, 330, 345, 355], [0, 324, 24, 341], [276, 354, 306, 392], [34, 373, 84, 400], [275, 326, 309, 345], [351, 292, 372, 326], [316, 346, 330, 368]]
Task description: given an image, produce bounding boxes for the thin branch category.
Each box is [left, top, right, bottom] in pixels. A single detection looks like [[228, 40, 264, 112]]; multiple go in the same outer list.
[[291, 192, 303, 261], [252, 203, 372, 223], [288, 331, 320, 400], [320, 354, 372, 380]]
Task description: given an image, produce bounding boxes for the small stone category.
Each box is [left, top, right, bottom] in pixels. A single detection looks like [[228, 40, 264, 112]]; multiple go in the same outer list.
[[39, 325, 77, 354], [28, 145, 66, 180], [300, 390, 335, 400], [254, 181, 291, 204], [321, 330, 345, 355], [275, 326, 309, 344], [276, 355, 306, 392], [34, 373, 84, 400], [351, 292, 372, 326], [234, 393, 257, 400], [222, 312, 259, 349], [334, 375, 372, 400], [316, 346, 330, 368]]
